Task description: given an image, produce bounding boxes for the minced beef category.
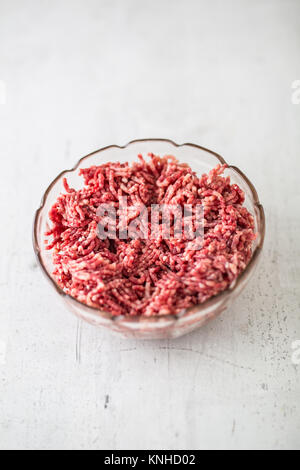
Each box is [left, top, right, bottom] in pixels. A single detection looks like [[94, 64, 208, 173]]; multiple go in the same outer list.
[[46, 154, 256, 316]]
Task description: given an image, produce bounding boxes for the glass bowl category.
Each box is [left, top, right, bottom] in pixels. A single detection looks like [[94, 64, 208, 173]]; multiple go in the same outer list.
[[33, 139, 265, 339]]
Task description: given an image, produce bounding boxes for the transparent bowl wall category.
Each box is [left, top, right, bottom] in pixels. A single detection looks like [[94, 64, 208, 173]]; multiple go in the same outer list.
[[33, 139, 265, 339]]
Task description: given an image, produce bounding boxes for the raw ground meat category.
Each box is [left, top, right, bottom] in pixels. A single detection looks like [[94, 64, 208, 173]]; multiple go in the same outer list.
[[45, 154, 256, 316]]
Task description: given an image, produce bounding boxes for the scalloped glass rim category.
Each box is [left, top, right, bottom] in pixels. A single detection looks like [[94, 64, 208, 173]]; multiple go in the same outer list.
[[33, 138, 265, 329]]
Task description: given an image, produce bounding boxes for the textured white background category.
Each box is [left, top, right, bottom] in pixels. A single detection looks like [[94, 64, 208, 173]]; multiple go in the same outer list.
[[0, 0, 300, 450]]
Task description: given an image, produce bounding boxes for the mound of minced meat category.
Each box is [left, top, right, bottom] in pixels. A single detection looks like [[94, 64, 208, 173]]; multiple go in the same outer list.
[[46, 154, 255, 316]]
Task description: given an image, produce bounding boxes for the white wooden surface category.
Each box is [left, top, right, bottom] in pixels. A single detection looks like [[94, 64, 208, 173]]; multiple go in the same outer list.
[[0, 0, 300, 450]]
